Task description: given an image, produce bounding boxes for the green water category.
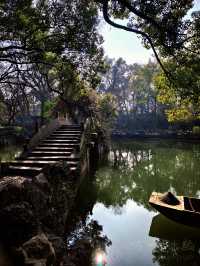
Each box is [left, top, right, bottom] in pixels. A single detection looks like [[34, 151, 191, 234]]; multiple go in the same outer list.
[[0, 145, 22, 162], [71, 140, 200, 266]]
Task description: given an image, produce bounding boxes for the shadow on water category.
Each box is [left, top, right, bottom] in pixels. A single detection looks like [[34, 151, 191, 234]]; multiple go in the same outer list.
[[149, 214, 200, 266], [65, 168, 112, 266], [149, 214, 200, 241]]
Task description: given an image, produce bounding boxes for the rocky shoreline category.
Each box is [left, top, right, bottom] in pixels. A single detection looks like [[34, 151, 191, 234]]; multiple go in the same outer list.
[[0, 162, 85, 265]]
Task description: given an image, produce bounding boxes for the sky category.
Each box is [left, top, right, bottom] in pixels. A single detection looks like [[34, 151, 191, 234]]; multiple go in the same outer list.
[[100, 0, 200, 64]]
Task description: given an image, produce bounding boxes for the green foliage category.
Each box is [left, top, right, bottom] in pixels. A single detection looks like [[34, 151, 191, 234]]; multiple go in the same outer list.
[[97, 92, 117, 130], [99, 58, 167, 131], [43, 99, 58, 119], [75, 86, 117, 131], [102, 0, 193, 55], [193, 126, 200, 135], [0, 0, 107, 126], [101, 0, 200, 128], [154, 59, 200, 123]]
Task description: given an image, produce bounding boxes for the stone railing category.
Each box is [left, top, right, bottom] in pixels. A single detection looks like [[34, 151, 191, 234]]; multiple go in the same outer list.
[[79, 115, 100, 176]]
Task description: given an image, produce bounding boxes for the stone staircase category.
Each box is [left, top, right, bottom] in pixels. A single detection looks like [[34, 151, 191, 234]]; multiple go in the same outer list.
[[5, 125, 82, 177]]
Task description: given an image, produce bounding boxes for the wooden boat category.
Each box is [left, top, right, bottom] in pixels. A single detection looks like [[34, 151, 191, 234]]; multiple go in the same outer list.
[[149, 192, 200, 227]]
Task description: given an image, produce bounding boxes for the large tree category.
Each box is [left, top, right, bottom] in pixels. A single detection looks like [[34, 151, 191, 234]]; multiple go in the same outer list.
[[99, 1, 200, 124], [0, 0, 106, 124], [100, 0, 194, 74]]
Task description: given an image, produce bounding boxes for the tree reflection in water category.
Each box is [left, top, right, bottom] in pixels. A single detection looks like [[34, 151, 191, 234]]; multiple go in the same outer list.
[[95, 140, 200, 210], [66, 140, 200, 266], [150, 214, 200, 266], [65, 175, 111, 266], [153, 239, 200, 266]]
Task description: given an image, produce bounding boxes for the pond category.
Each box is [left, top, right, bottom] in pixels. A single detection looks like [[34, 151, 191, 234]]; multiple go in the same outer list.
[[68, 140, 200, 266], [0, 145, 22, 162]]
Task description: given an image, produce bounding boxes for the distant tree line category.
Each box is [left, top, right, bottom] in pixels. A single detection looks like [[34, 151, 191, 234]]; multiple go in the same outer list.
[[98, 56, 200, 133], [99, 0, 200, 133]]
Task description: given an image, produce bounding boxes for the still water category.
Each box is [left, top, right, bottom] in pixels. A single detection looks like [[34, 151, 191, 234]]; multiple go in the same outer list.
[[69, 140, 200, 266], [0, 145, 22, 162]]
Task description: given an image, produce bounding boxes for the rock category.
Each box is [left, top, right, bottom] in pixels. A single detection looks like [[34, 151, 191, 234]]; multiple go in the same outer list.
[[20, 234, 55, 266], [0, 176, 26, 208], [33, 174, 50, 194], [23, 179, 49, 223], [67, 239, 92, 266], [0, 202, 38, 245], [47, 234, 66, 262], [0, 163, 82, 264], [0, 176, 49, 221], [0, 244, 14, 266]]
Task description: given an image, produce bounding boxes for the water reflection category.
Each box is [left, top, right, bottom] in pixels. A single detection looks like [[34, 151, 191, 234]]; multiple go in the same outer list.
[[153, 239, 200, 266], [93, 140, 200, 266], [149, 214, 200, 266], [96, 140, 200, 210], [65, 175, 112, 266], [67, 140, 200, 266]]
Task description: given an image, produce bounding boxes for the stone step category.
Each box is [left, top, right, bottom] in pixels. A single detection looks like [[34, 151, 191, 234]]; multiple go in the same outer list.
[[42, 139, 79, 143], [70, 167, 78, 173], [34, 147, 74, 152], [55, 130, 82, 134], [52, 133, 81, 136], [3, 124, 82, 178], [25, 156, 80, 161], [18, 159, 79, 167], [38, 144, 79, 149], [35, 145, 79, 155], [47, 136, 80, 140], [10, 160, 57, 167], [10, 159, 79, 169], [29, 151, 72, 156], [59, 126, 81, 130], [7, 166, 42, 177], [49, 134, 80, 137], [50, 136, 81, 139], [59, 124, 81, 127]]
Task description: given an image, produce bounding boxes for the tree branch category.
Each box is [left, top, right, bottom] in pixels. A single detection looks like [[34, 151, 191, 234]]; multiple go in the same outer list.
[[102, 0, 172, 79]]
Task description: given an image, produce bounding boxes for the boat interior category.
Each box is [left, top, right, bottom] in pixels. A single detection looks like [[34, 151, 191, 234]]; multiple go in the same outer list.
[[184, 197, 200, 212]]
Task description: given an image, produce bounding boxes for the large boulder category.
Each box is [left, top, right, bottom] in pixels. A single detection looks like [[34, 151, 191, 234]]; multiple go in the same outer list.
[[0, 202, 38, 245], [0, 162, 80, 264], [17, 234, 55, 266]]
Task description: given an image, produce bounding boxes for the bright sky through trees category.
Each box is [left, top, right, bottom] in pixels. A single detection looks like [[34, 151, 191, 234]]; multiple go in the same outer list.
[[100, 0, 200, 64]]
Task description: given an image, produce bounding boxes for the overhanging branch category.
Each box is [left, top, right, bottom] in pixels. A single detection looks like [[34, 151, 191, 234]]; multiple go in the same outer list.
[[102, 0, 171, 79]]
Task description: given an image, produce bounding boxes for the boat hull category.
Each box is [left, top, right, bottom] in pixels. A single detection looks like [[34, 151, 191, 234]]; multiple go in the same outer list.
[[149, 193, 200, 227]]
